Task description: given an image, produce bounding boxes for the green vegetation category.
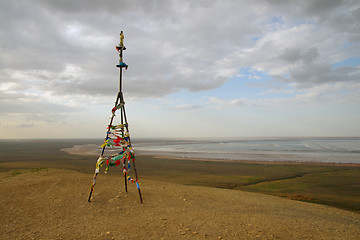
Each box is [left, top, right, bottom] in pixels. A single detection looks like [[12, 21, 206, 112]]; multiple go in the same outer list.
[[135, 156, 360, 213], [239, 168, 360, 212], [0, 140, 359, 213]]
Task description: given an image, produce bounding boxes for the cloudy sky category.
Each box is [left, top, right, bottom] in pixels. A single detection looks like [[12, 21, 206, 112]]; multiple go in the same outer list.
[[1, 0, 359, 139]]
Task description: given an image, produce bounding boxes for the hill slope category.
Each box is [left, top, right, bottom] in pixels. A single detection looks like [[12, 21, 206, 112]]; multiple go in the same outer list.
[[0, 168, 359, 239]]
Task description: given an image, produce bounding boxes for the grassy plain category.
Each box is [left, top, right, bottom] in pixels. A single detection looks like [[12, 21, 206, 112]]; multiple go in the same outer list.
[[1, 139, 359, 213], [137, 156, 360, 213]]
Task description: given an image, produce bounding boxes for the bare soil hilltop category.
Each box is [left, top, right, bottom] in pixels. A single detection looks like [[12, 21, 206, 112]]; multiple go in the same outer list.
[[1, 167, 359, 240]]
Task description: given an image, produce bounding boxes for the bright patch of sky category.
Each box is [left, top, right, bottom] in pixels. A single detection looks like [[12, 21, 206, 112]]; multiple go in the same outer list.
[[332, 57, 360, 68]]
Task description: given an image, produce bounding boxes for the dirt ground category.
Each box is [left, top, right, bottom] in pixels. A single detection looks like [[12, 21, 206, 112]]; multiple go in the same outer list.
[[0, 167, 359, 240]]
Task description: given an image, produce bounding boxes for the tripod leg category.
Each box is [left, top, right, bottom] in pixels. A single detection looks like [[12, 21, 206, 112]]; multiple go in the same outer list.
[[132, 160, 143, 203], [124, 172, 128, 192], [136, 181, 143, 204], [88, 172, 98, 202]]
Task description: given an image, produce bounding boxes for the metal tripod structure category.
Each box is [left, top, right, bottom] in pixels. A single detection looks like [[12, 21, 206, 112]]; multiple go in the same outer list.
[[88, 31, 143, 203]]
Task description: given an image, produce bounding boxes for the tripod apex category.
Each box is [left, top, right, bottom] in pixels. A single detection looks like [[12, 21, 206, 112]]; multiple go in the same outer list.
[[118, 31, 125, 49]]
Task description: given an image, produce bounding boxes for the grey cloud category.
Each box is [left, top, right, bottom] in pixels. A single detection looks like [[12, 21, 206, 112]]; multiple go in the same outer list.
[[275, 45, 359, 86], [0, 1, 260, 99], [291, 64, 359, 85], [305, 0, 348, 17], [273, 63, 360, 86], [279, 47, 319, 64], [265, 0, 360, 43], [1, 0, 359, 105], [37, 0, 173, 15]]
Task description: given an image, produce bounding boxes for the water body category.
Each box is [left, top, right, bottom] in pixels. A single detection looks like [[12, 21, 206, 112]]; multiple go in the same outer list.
[[132, 137, 360, 164]]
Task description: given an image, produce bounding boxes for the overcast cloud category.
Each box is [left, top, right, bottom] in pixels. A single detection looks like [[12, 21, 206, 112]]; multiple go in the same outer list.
[[0, 0, 359, 138]]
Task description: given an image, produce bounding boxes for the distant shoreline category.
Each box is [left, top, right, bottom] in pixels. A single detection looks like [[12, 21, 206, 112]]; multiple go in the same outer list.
[[151, 155, 360, 167]]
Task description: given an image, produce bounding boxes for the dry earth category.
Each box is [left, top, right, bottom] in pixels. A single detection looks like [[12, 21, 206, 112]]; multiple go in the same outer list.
[[0, 168, 359, 240]]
